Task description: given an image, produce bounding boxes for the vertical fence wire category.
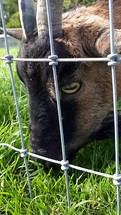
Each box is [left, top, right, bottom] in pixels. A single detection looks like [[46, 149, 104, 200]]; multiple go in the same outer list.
[[108, 0, 120, 214], [0, 0, 32, 199], [45, 0, 70, 208]]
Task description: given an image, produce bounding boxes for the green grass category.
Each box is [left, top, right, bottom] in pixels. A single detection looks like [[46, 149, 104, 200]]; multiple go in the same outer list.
[[0, 47, 121, 215]]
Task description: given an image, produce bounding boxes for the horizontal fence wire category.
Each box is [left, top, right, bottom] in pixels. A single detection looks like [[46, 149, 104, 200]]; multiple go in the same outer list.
[[0, 56, 121, 62], [0, 142, 115, 179], [0, 0, 121, 214]]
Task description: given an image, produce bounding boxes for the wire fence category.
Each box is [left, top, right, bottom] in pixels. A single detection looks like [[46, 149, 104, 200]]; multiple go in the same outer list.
[[0, 0, 121, 214]]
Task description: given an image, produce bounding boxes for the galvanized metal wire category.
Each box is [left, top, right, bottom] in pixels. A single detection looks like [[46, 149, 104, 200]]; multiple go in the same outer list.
[[0, 0, 121, 214], [45, 0, 70, 208], [108, 0, 120, 214], [0, 0, 32, 199]]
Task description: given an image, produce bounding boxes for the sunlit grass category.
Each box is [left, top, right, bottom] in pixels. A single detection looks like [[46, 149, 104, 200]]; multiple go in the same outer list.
[[0, 47, 120, 214]]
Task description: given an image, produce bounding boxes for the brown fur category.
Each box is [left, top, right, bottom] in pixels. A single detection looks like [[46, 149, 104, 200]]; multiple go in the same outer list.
[[61, 0, 121, 96], [53, 0, 121, 149]]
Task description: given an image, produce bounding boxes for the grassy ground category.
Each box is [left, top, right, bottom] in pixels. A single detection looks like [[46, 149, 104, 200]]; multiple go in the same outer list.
[[0, 47, 121, 215]]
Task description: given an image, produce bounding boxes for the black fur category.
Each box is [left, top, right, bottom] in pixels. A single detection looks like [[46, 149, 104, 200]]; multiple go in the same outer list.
[[17, 37, 80, 161]]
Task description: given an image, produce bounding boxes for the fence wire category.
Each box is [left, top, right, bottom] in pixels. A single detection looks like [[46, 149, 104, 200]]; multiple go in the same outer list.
[[0, 0, 121, 214]]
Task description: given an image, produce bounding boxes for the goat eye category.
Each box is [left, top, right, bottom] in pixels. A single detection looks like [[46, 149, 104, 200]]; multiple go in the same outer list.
[[61, 82, 81, 94]]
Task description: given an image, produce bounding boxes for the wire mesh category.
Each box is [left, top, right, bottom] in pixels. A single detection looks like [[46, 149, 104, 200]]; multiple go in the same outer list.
[[0, 0, 121, 214]]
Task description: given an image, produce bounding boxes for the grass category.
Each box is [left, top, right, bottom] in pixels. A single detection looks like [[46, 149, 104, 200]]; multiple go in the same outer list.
[[0, 47, 121, 215]]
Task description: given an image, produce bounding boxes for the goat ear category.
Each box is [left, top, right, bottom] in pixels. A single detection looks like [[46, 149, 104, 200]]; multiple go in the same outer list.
[[0, 27, 23, 40], [95, 28, 121, 56]]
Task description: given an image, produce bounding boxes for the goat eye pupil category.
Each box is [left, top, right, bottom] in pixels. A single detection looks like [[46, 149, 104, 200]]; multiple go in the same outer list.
[[61, 82, 81, 94]]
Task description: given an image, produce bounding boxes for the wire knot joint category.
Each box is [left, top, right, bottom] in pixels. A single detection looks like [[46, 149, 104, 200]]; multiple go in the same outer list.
[[20, 148, 28, 158], [61, 160, 69, 171], [108, 53, 119, 66], [5, 55, 13, 64], [48, 55, 58, 66], [113, 174, 121, 186]]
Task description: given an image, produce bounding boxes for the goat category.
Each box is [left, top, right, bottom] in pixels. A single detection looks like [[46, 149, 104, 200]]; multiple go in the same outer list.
[[3, 0, 121, 165]]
